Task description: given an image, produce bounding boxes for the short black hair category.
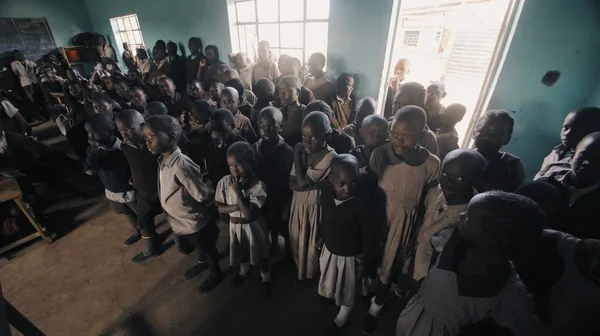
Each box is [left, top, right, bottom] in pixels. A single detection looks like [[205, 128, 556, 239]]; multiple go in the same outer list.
[[427, 81, 446, 93], [93, 93, 114, 106], [394, 105, 427, 130], [254, 78, 275, 100], [191, 100, 213, 123], [279, 76, 301, 91], [336, 73, 354, 92], [304, 100, 334, 122], [146, 101, 168, 116], [117, 109, 145, 126], [362, 114, 388, 131], [86, 113, 115, 132], [224, 78, 245, 103], [309, 53, 326, 67], [155, 40, 167, 50], [205, 45, 220, 60], [189, 37, 202, 48], [330, 154, 359, 181], [443, 149, 486, 186], [515, 180, 563, 222], [158, 76, 174, 85], [302, 111, 332, 136], [258, 106, 283, 127], [395, 82, 427, 108], [444, 103, 467, 121], [211, 108, 235, 127], [476, 110, 514, 136], [146, 115, 181, 142], [356, 97, 376, 122], [227, 141, 255, 166], [567, 106, 600, 128], [129, 86, 145, 94]]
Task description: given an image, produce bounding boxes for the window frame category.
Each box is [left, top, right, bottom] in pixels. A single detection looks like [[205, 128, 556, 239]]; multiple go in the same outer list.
[[109, 14, 146, 56], [229, 0, 330, 64]]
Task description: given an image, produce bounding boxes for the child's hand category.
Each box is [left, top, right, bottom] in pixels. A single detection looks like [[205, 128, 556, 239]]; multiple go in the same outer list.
[[230, 174, 242, 193], [317, 237, 324, 251]]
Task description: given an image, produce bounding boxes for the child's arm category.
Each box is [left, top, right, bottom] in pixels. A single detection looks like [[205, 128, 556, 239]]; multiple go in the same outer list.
[[84, 144, 101, 175], [216, 202, 239, 214], [215, 175, 238, 213], [289, 143, 316, 191], [177, 163, 214, 203], [232, 176, 257, 219]]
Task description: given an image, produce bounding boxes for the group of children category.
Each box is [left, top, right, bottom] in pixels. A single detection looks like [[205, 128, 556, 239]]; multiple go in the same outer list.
[[3, 37, 600, 335]]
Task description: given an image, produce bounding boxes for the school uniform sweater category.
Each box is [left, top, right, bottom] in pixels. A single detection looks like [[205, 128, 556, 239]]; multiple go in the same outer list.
[[85, 138, 135, 202], [121, 142, 159, 192], [320, 186, 373, 260], [159, 92, 189, 118], [253, 136, 294, 213]]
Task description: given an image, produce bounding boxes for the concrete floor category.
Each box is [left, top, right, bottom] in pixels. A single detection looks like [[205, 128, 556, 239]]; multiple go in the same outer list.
[[0, 124, 404, 336]]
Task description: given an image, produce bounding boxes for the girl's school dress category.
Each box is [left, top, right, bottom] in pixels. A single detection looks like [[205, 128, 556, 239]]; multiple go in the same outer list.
[[368, 143, 439, 285], [413, 187, 467, 281], [396, 228, 545, 336], [318, 185, 373, 307], [215, 175, 270, 265], [289, 146, 337, 280]]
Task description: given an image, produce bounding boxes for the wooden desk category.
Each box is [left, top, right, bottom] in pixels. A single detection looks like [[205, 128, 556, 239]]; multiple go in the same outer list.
[[0, 177, 53, 254]]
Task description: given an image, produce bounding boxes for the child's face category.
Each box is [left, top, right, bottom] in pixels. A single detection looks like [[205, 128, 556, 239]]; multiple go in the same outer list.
[[209, 84, 222, 102], [394, 61, 409, 81], [190, 109, 209, 130], [143, 125, 172, 155], [393, 87, 424, 111], [426, 85, 445, 108], [473, 119, 510, 154], [279, 84, 299, 105], [206, 49, 216, 62], [220, 90, 238, 114], [227, 154, 250, 180], [189, 82, 203, 99], [153, 48, 166, 62], [115, 82, 130, 98], [69, 84, 83, 98], [85, 124, 114, 147], [130, 89, 147, 108], [560, 111, 594, 150], [330, 165, 357, 201], [389, 120, 423, 156], [302, 124, 326, 154], [158, 80, 176, 97], [93, 101, 113, 117], [339, 77, 354, 98], [308, 57, 323, 76], [116, 119, 144, 144], [571, 137, 600, 187], [211, 119, 233, 148], [361, 122, 387, 148], [189, 40, 200, 53], [102, 77, 115, 91], [457, 202, 486, 246], [440, 159, 474, 203], [258, 115, 279, 141]]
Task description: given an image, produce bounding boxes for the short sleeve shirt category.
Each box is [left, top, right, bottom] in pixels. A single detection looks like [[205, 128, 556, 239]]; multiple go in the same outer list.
[[215, 175, 267, 219]]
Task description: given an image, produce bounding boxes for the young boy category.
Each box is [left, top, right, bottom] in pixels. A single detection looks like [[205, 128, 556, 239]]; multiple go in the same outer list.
[[304, 100, 355, 154], [535, 107, 600, 180], [473, 109, 525, 192], [413, 149, 486, 282], [343, 97, 376, 146], [281, 57, 315, 105], [330, 73, 355, 129], [116, 110, 163, 263], [144, 115, 222, 293], [250, 78, 275, 129], [252, 40, 279, 86], [208, 82, 225, 109], [129, 86, 148, 114], [424, 81, 446, 131], [436, 103, 466, 161], [304, 53, 335, 103], [91, 94, 116, 121], [395, 191, 547, 336], [158, 77, 189, 119], [278, 76, 306, 146], [253, 106, 294, 255], [224, 78, 255, 119], [220, 87, 258, 143], [318, 154, 374, 330], [84, 113, 138, 246], [207, 108, 248, 190]]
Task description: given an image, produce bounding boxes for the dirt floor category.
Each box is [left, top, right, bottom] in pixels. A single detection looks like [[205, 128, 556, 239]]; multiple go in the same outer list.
[[0, 123, 404, 336]]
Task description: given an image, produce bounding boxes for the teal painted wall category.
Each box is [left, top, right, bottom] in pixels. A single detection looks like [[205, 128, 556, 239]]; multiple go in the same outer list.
[[0, 0, 92, 47], [84, 0, 231, 64], [486, 0, 600, 179], [585, 79, 600, 107], [327, 0, 394, 98]]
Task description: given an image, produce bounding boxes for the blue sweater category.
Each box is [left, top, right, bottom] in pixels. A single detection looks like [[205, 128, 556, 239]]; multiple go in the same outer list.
[[85, 138, 134, 195]]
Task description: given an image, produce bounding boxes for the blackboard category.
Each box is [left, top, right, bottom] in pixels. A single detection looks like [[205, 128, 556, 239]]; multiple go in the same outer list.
[[0, 17, 57, 63]]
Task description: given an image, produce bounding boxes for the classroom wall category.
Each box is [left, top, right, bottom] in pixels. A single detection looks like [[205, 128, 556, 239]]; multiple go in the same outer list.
[[326, 0, 395, 98], [486, 0, 600, 178], [84, 0, 231, 64], [0, 0, 92, 47]]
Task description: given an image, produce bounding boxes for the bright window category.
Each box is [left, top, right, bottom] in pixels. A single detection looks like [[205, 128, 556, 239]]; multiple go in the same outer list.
[[109, 14, 146, 54], [227, 0, 330, 64]]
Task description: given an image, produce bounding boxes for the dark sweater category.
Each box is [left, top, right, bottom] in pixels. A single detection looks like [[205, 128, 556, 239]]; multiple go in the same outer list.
[[481, 151, 525, 192], [159, 92, 189, 119], [207, 133, 247, 189], [320, 185, 374, 260], [84, 140, 133, 194], [121, 142, 158, 192], [253, 136, 294, 213], [329, 129, 355, 154]]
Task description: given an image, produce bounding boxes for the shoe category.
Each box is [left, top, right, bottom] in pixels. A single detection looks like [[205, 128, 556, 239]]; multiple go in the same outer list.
[[184, 262, 209, 280], [198, 273, 222, 293], [361, 314, 378, 334], [124, 234, 142, 246], [131, 252, 154, 264], [263, 281, 272, 296], [232, 273, 247, 288]]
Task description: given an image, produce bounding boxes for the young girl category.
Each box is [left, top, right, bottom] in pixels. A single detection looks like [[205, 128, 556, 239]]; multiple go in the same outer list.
[[216, 141, 272, 293], [363, 106, 440, 334], [473, 110, 525, 192], [289, 111, 337, 283], [318, 154, 374, 330], [413, 149, 486, 282], [395, 192, 547, 336]]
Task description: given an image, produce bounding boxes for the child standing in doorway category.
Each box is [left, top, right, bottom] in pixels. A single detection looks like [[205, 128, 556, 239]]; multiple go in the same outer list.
[[216, 141, 272, 293], [289, 111, 337, 284]]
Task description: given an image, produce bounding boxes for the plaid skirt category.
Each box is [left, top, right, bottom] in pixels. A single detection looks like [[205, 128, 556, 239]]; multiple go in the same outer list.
[[229, 218, 270, 266], [318, 245, 357, 307]]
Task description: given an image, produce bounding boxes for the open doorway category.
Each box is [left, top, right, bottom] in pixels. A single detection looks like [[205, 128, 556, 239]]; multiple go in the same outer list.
[[378, 0, 521, 145]]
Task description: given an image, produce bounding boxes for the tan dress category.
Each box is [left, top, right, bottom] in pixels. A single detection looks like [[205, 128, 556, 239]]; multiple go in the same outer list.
[[289, 147, 337, 280], [413, 188, 467, 281], [369, 143, 440, 284]]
